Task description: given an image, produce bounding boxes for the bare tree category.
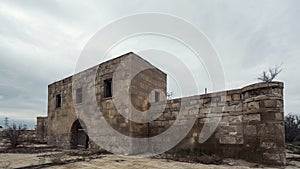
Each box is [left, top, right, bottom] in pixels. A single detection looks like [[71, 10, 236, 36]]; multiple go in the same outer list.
[[3, 123, 27, 148], [258, 65, 282, 82], [285, 113, 300, 142], [167, 91, 174, 100]]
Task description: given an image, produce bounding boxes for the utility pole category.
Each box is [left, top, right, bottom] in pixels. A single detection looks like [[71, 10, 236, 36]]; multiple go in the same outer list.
[[4, 117, 9, 129]]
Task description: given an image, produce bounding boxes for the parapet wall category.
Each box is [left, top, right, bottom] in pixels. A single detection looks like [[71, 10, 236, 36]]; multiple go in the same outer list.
[[151, 82, 285, 165], [101, 82, 285, 165]]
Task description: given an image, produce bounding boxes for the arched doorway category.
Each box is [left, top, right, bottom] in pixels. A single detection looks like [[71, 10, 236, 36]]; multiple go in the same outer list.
[[70, 119, 89, 149]]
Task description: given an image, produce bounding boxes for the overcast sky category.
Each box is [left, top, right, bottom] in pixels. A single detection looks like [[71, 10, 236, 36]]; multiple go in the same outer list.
[[0, 0, 299, 128]]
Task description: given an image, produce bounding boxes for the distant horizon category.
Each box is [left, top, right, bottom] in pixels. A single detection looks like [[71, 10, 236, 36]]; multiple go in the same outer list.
[[0, 116, 36, 130]]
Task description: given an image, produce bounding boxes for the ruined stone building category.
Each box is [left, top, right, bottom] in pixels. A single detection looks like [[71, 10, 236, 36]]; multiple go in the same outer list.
[[37, 52, 285, 165]]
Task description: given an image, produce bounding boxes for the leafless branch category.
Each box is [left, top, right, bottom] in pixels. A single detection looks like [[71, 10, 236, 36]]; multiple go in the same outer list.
[[258, 65, 282, 82], [3, 123, 27, 148]]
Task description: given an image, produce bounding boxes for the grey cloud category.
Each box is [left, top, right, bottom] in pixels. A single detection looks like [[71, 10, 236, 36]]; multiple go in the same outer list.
[[0, 0, 299, 127]]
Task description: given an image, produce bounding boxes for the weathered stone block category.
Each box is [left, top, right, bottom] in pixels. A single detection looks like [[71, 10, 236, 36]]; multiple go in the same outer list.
[[247, 101, 260, 110], [244, 125, 256, 135], [222, 105, 236, 112], [229, 115, 242, 123], [219, 136, 236, 144], [263, 153, 281, 162], [263, 100, 277, 108], [188, 109, 199, 115], [236, 137, 244, 144], [244, 114, 261, 122], [232, 94, 241, 101], [199, 108, 210, 114], [260, 140, 276, 149], [258, 124, 276, 137], [226, 95, 232, 102], [199, 118, 208, 123]]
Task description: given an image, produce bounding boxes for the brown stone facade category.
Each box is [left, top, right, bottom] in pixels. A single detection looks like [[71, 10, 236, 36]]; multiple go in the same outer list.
[[162, 82, 285, 165], [37, 52, 285, 165], [36, 116, 47, 143], [43, 52, 166, 149]]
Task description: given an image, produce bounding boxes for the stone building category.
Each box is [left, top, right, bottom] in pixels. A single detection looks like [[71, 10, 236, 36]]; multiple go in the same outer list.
[[36, 117, 47, 143], [37, 52, 285, 165]]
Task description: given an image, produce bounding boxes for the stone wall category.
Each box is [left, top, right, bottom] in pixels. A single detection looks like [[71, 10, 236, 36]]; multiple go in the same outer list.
[[47, 75, 77, 147], [46, 52, 166, 149], [152, 82, 285, 165], [36, 116, 47, 143], [42, 52, 285, 165], [93, 82, 285, 165]]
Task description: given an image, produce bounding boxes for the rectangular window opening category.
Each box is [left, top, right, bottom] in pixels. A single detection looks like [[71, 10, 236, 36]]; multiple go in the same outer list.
[[76, 87, 83, 104], [155, 91, 160, 102], [104, 79, 112, 98], [56, 94, 62, 108]]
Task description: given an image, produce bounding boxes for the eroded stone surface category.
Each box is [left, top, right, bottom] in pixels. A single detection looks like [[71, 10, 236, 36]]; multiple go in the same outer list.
[[37, 52, 285, 165]]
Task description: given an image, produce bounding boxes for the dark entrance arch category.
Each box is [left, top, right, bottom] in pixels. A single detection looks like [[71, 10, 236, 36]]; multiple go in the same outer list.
[[70, 119, 89, 149]]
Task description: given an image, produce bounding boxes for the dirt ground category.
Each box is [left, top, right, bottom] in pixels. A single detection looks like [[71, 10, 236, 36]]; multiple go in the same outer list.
[[44, 155, 272, 169], [1, 152, 300, 169]]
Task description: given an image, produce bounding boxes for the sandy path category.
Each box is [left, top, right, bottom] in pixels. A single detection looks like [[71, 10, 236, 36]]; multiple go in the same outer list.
[[0, 153, 299, 169], [45, 155, 279, 169], [0, 153, 52, 168]]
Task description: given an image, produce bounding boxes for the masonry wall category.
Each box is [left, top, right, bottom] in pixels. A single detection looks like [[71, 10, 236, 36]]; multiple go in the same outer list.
[[36, 117, 47, 143], [149, 82, 285, 165], [43, 53, 284, 165], [47, 75, 77, 147], [46, 52, 166, 149], [94, 82, 285, 165]]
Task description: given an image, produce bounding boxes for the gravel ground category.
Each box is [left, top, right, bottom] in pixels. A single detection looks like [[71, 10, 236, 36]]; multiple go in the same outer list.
[[1, 153, 299, 169]]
